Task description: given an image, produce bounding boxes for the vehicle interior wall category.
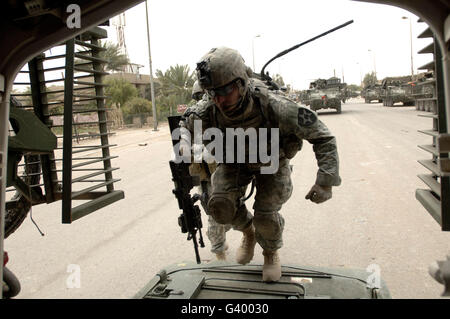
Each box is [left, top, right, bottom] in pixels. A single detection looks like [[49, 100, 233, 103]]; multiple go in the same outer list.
[[0, 0, 449, 298]]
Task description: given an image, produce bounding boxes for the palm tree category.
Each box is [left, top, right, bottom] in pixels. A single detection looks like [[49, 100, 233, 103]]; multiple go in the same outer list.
[[75, 41, 129, 73], [99, 41, 130, 72], [156, 64, 195, 98], [155, 64, 195, 114]]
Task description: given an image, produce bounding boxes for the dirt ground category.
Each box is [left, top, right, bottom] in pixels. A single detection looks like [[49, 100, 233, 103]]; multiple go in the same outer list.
[[5, 100, 450, 298]]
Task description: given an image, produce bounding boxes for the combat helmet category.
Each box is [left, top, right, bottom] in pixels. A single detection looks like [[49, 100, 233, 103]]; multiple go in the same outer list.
[[191, 80, 204, 101], [196, 47, 249, 96]]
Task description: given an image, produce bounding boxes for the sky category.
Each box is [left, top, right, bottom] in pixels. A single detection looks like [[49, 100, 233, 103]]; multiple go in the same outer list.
[[99, 0, 433, 91], [13, 0, 434, 92]]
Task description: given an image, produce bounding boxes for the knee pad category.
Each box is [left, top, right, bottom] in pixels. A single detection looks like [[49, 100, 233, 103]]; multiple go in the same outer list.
[[207, 192, 238, 224], [253, 212, 285, 240]]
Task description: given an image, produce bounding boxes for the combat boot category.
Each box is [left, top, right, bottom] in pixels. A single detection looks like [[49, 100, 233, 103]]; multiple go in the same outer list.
[[215, 243, 229, 261], [236, 224, 256, 264], [262, 250, 281, 282]]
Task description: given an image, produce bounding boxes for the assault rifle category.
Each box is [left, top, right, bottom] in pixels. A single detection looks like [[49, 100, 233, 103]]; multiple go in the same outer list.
[[168, 116, 205, 264]]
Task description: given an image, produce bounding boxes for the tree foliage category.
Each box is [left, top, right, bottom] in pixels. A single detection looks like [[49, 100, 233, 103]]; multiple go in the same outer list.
[[272, 74, 285, 87], [105, 78, 137, 109], [122, 97, 152, 116], [155, 64, 196, 117], [347, 84, 362, 91], [363, 72, 378, 88], [155, 64, 195, 101], [99, 41, 130, 72], [156, 94, 179, 118]]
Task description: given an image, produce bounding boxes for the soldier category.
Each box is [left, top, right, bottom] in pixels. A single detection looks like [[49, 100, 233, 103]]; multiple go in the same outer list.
[[189, 81, 232, 261], [181, 47, 341, 282]]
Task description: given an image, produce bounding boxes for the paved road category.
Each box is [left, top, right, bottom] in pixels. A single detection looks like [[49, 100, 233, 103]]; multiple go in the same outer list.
[[5, 98, 450, 298]]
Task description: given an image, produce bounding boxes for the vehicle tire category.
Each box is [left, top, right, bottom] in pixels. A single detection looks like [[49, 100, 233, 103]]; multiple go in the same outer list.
[[388, 98, 394, 107], [2, 267, 21, 299], [336, 103, 342, 114], [431, 103, 437, 113], [5, 154, 41, 239]]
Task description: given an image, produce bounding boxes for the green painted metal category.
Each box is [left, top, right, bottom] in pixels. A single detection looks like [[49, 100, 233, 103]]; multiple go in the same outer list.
[[28, 55, 59, 203], [70, 190, 124, 222], [62, 38, 75, 224], [415, 27, 450, 231], [8, 108, 56, 153], [135, 261, 391, 299], [307, 77, 344, 113], [435, 39, 450, 230]]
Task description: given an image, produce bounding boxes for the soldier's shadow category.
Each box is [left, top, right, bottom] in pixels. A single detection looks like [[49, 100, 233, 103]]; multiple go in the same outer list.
[[316, 110, 353, 116]]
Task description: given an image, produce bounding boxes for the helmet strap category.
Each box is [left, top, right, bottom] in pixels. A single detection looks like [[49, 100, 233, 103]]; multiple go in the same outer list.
[[236, 79, 247, 96]]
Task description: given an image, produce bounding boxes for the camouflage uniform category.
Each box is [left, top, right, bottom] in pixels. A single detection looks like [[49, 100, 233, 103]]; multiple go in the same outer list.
[[189, 81, 232, 256], [182, 76, 341, 252], [181, 47, 340, 281], [189, 160, 232, 254]]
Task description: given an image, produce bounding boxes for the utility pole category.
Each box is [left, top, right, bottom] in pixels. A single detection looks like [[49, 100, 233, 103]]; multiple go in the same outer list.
[[252, 35, 260, 71], [357, 62, 362, 86], [368, 49, 377, 78], [145, 0, 158, 131], [402, 16, 414, 77]]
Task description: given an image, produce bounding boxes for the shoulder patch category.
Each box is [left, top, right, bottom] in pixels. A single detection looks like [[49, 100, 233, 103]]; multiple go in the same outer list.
[[183, 99, 213, 118], [298, 107, 317, 127]]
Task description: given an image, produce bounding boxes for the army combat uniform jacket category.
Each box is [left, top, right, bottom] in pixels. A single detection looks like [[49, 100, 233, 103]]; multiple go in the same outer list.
[[181, 78, 341, 187], [179, 79, 341, 251]]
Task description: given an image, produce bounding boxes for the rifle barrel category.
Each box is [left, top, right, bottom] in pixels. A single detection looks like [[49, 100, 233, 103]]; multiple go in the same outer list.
[[192, 232, 201, 264]]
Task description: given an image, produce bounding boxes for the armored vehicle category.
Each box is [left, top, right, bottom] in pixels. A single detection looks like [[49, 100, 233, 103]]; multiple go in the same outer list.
[[298, 89, 311, 106], [381, 76, 415, 107], [362, 84, 383, 103], [412, 72, 436, 112], [308, 77, 344, 114], [135, 261, 391, 299], [413, 20, 438, 114]]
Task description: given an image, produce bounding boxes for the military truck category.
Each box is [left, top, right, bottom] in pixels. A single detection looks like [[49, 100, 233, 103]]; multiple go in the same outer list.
[[412, 72, 436, 112], [380, 76, 415, 107], [362, 84, 383, 103], [307, 77, 344, 114], [346, 88, 360, 99], [413, 23, 438, 113], [298, 89, 311, 106]]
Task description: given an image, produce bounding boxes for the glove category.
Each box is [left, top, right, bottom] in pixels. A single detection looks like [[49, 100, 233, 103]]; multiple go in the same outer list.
[[305, 184, 332, 204]]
